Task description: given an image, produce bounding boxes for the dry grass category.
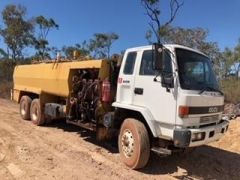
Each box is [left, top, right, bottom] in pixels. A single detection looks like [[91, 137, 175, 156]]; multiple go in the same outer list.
[[221, 78, 240, 103]]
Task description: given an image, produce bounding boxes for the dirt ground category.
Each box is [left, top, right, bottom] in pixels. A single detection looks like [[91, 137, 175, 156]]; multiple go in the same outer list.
[[0, 98, 239, 180]]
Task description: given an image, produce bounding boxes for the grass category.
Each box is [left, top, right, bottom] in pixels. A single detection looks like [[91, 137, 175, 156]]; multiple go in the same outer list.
[[221, 78, 240, 103]]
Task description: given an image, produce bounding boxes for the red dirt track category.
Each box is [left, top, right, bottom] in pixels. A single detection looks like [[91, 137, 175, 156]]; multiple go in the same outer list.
[[0, 98, 239, 180]]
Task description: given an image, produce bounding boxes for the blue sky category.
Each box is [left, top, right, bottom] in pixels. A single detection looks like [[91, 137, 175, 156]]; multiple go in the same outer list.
[[0, 0, 240, 56]]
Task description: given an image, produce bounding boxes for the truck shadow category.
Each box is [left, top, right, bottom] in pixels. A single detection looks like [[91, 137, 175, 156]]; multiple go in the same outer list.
[[141, 145, 240, 180], [46, 119, 119, 154]]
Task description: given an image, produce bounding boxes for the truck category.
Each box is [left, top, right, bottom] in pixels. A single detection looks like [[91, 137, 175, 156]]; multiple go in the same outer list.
[[12, 43, 229, 169]]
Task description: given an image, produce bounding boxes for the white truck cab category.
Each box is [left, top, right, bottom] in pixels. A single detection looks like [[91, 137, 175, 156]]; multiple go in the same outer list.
[[113, 44, 229, 169]]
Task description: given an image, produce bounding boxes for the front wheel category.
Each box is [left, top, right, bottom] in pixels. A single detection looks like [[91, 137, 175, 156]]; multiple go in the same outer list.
[[118, 118, 150, 169]]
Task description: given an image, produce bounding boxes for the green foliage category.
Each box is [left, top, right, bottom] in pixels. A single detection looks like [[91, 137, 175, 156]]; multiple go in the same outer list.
[[153, 26, 224, 80], [34, 15, 59, 60], [159, 26, 219, 57], [141, 0, 239, 86], [89, 33, 119, 59], [62, 41, 90, 59], [222, 47, 234, 77], [35, 15, 59, 39], [221, 40, 240, 79], [0, 4, 34, 61], [161, 26, 207, 47]]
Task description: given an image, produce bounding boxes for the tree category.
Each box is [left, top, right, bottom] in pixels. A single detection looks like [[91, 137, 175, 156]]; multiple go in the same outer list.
[[220, 41, 240, 102], [160, 26, 206, 47], [160, 26, 221, 57], [0, 4, 34, 62], [34, 15, 59, 60], [141, 0, 184, 43], [0, 48, 8, 59], [161, 26, 225, 79], [233, 39, 240, 72], [89, 33, 119, 59], [62, 41, 90, 59], [221, 40, 240, 78]]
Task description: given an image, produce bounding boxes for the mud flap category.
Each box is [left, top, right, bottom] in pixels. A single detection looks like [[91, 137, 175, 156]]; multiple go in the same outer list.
[[173, 129, 191, 148]]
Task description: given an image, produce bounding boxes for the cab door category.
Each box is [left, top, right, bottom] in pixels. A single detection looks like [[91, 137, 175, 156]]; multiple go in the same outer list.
[[133, 49, 177, 129], [116, 51, 138, 104]]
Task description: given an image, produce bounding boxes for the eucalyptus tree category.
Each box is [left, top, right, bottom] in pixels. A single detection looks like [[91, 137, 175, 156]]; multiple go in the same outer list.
[[141, 0, 184, 43], [89, 33, 119, 59], [34, 15, 59, 60], [0, 4, 34, 62]]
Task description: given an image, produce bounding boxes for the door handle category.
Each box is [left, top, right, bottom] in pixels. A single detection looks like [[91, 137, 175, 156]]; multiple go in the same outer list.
[[134, 88, 143, 95]]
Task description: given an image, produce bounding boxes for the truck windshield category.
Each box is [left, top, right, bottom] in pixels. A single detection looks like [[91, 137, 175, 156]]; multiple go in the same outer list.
[[176, 48, 219, 91]]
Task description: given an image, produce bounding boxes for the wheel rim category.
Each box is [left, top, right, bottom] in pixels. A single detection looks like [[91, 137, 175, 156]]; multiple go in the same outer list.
[[121, 129, 135, 158], [21, 103, 26, 115], [32, 106, 38, 121]]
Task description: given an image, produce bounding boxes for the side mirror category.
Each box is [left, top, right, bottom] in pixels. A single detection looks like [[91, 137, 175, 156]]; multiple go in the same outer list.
[[161, 74, 174, 88], [153, 43, 164, 70]]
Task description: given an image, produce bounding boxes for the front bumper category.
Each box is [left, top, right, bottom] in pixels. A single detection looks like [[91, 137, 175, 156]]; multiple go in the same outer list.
[[173, 120, 229, 148]]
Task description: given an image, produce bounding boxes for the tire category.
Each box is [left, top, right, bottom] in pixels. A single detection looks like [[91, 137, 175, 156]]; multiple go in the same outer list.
[[30, 99, 45, 126], [19, 96, 32, 120], [118, 118, 150, 169]]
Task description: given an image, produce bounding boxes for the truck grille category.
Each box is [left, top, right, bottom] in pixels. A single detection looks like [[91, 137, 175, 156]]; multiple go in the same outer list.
[[200, 115, 219, 124]]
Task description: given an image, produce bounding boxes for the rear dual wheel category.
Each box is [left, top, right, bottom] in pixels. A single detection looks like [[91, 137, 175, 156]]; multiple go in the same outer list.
[[20, 96, 32, 120], [118, 118, 150, 169], [19, 96, 45, 126], [30, 99, 45, 126]]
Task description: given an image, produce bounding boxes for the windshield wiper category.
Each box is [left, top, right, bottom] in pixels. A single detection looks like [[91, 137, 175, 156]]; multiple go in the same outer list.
[[199, 86, 224, 95]]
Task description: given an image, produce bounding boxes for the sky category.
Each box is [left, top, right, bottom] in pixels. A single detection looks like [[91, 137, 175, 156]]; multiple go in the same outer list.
[[0, 0, 240, 56]]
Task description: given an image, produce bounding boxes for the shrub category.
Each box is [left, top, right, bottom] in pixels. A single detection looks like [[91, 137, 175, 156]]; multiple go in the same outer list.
[[0, 81, 12, 99], [0, 60, 15, 81], [221, 78, 240, 103]]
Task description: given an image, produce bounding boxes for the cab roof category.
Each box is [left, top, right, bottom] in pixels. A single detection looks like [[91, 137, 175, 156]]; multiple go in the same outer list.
[[126, 44, 207, 57]]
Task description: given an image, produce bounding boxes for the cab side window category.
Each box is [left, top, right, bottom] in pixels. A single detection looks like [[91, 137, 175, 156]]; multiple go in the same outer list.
[[140, 50, 155, 75], [140, 50, 172, 76], [123, 52, 137, 75]]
